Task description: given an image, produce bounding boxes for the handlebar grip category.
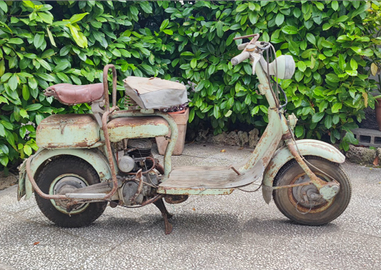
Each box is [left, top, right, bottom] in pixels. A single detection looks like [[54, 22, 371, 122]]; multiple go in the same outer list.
[[231, 51, 250, 66]]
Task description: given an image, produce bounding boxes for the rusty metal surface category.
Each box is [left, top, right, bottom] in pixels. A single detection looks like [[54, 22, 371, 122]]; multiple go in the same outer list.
[[101, 108, 119, 200], [107, 116, 169, 142], [285, 172, 334, 214], [25, 107, 120, 201], [19, 148, 113, 200], [141, 195, 163, 206], [262, 139, 346, 203], [26, 155, 67, 200], [233, 33, 260, 40], [158, 186, 234, 195], [164, 195, 189, 204], [272, 181, 313, 190], [36, 114, 102, 149], [25, 107, 119, 201], [285, 139, 325, 187], [281, 130, 292, 141], [110, 110, 179, 178], [102, 64, 117, 110]]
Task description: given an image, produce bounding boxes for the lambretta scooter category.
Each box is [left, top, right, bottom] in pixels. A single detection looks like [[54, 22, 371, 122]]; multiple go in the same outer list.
[[18, 33, 351, 234]]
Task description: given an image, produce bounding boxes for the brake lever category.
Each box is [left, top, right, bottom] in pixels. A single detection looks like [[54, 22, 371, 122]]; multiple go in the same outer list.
[[235, 33, 260, 51], [233, 33, 260, 40], [251, 54, 262, 75], [256, 42, 271, 50]]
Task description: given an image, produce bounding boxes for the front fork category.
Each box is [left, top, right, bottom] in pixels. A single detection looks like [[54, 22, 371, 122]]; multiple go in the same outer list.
[[277, 115, 340, 201]]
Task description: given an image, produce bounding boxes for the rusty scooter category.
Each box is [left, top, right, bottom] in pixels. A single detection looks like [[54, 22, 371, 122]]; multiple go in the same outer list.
[[18, 34, 351, 234]]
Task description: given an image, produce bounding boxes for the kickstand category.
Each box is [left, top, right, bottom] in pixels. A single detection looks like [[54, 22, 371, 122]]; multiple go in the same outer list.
[[153, 198, 173, 235]]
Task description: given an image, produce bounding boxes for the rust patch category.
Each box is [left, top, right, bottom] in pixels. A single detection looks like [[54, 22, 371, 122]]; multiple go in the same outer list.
[[262, 156, 270, 166], [282, 131, 292, 141], [164, 195, 189, 204], [286, 140, 324, 186], [46, 139, 94, 149], [73, 139, 90, 148], [286, 183, 332, 214], [107, 117, 169, 129], [39, 114, 97, 125], [159, 187, 234, 195], [102, 108, 119, 200]]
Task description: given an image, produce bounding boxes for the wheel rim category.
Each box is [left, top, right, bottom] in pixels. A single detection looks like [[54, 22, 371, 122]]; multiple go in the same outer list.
[[49, 174, 90, 214], [288, 173, 334, 214]]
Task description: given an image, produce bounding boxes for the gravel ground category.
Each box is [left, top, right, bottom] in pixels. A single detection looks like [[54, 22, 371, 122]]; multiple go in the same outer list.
[[0, 143, 380, 270], [0, 171, 17, 191]]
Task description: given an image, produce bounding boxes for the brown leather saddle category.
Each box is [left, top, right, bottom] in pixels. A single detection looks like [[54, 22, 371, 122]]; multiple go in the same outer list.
[[44, 83, 104, 105]]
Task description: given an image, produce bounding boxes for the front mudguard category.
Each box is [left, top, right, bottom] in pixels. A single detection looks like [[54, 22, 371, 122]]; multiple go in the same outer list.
[[262, 139, 345, 204], [18, 148, 113, 200]]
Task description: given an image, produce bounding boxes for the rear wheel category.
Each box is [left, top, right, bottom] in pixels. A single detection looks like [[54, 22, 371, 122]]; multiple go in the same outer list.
[[35, 157, 107, 227], [273, 157, 351, 225]]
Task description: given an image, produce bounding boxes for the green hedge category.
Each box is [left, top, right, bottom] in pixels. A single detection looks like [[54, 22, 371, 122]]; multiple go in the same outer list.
[[0, 0, 379, 170]]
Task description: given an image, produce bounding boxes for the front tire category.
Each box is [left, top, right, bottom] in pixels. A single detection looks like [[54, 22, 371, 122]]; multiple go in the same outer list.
[[273, 157, 351, 225], [35, 156, 107, 228]]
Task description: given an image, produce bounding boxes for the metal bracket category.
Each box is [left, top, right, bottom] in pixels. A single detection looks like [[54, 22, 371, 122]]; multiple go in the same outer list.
[[91, 98, 106, 127], [319, 181, 340, 200]]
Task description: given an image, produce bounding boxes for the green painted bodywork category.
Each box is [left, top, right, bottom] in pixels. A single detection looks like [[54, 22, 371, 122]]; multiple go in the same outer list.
[[18, 148, 112, 200], [157, 59, 287, 196], [107, 116, 170, 142], [36, 114, 102, 149], [157, 187, 235, 196]]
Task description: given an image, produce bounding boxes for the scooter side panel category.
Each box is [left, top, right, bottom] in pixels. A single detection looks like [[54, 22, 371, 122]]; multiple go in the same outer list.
[[36, 114, 102, 149], [261, 139, 345, 204], [18, 148, 112, 200], [107, 117, 170, 142]]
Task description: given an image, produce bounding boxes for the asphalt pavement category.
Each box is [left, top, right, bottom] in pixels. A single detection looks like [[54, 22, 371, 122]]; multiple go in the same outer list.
[[0, 143, 380, 270]]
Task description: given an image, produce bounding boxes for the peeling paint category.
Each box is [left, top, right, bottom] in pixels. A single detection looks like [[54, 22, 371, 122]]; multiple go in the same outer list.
[[107, 117, 169, 142], [36, 114, 102, 149]]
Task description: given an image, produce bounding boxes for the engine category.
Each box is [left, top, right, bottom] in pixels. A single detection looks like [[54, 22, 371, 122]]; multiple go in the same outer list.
[[116, 139, 160, 206]]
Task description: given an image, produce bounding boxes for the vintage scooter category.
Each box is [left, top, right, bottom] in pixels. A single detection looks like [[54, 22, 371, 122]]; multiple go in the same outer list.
[[18, 34, 351, 234]]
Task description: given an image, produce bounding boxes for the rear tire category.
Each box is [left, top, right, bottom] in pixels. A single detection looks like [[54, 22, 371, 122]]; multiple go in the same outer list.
[[273, 157, 351, 225], [35, 157, 107, 228]]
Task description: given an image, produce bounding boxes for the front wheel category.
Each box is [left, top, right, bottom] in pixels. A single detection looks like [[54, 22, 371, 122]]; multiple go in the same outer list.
[[35, 156, 107, 228], [273, 157, 351, 225]]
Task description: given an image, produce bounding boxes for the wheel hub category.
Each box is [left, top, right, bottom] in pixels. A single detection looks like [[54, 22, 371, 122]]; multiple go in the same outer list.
[[292, 175, 326, 208], [50, 175, 88, 213]]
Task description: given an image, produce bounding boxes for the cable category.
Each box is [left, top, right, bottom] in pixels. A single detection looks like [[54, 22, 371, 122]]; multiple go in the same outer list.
[[287, 121, 338, 183], [271, 77, 288, 109], [269, 43, 288, 109], [238, 183, 262, 193]]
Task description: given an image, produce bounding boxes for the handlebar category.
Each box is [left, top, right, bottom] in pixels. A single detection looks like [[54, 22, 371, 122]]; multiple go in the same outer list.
[[231, 51, 250, 66], [231, 33, 260, 65], [233, 33, 259, 40], [237, 43, 248, 50]]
